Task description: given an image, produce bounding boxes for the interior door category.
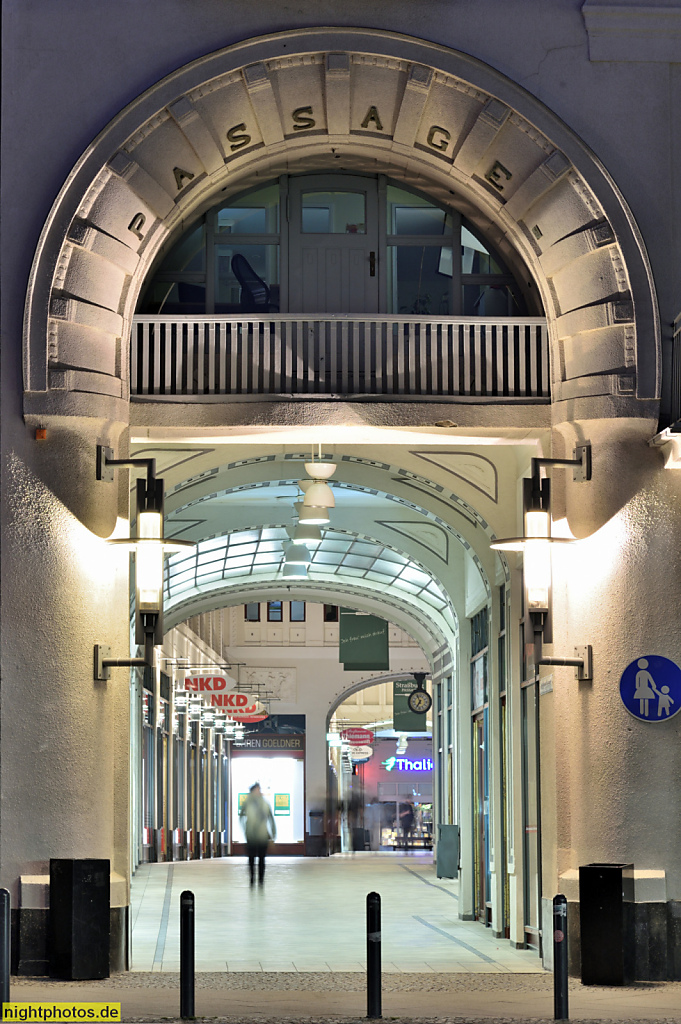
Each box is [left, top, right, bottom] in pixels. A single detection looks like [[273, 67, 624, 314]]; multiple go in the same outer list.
[[288, 175, 379, 313]]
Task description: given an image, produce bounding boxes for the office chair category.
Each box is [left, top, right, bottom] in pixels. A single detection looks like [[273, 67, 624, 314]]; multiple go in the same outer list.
[[231, 253, 279, 313]]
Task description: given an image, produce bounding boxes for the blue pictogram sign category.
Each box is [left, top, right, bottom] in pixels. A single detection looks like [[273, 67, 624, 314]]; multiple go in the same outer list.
[[619, 656, 681, 722]]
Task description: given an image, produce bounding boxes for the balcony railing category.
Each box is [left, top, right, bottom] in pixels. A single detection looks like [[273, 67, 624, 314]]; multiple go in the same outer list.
[[131, 315, 550, 401]]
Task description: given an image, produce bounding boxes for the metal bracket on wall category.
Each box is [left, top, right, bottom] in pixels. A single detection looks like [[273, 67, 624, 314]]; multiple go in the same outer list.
[[537, 645, 593, 681], [94, 642, 149, 681], [573, 444, 592, 482]]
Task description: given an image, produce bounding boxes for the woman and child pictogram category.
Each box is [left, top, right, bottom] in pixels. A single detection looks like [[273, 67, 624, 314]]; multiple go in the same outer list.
[[633, 659, 675, 717]]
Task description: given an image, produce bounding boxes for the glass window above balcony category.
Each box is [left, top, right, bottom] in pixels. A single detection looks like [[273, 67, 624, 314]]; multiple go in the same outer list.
[[137, 173, 538, 317]]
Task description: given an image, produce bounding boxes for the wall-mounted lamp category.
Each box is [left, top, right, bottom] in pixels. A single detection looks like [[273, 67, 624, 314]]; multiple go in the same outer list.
[[491, 444, 593, 680], [94, 445, 194, 680]]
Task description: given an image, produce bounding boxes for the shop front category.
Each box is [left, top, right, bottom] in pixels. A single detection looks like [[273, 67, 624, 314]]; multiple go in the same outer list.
[[353, 738, 434, 852], [230, 716, 306, 855]]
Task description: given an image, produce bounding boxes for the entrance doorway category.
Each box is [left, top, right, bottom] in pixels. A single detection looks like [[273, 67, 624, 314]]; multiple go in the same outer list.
[[288, 175, 379, 313]]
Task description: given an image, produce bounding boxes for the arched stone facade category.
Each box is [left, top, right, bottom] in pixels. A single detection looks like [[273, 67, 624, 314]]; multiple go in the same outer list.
[[24, 28, 659, 430]]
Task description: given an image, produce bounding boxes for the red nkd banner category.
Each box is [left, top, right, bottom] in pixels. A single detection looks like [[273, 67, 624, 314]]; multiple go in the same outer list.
[[184, 676, 231, 691]]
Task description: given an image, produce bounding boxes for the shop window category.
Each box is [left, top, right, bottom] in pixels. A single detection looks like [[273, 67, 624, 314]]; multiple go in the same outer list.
[[244, 603, 260, 622], [267, 601, 283, 622], [323, 604, 339, 622], [290, 601, 305, 622]]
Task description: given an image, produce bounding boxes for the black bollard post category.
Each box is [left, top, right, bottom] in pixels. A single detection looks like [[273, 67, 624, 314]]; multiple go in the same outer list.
[[553, 893, 569, 1021], [180, 890, 195, 1019], [0, 888, 10, 1012], [366, 891, 381, 1019]]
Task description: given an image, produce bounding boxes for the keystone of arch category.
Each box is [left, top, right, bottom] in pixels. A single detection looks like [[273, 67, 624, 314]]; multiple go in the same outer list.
[[23, 27, 660, 431]]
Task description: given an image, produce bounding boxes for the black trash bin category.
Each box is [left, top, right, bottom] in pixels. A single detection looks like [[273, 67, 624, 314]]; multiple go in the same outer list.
[[307, 810, 327, 857], [579, 863, 634, 985], [49, 859, 110, 979]]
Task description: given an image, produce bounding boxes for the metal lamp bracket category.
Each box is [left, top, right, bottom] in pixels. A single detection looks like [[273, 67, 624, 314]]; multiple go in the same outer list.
[[537, 645, 593, 681], [94, 642, 151, 681]]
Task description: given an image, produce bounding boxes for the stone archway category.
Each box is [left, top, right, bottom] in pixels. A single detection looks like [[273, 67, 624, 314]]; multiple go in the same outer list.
[[24, 27, 659, 432]]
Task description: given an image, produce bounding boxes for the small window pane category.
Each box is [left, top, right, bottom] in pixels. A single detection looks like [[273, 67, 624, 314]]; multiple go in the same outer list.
[[217, 184, 280, 233], [387, 246, 451, 315], [267, 601, 283, 622], [462, 283, 515, 316], [290, 601, 305, 622], [302, 191, 366, 233], [140, 280, 206, 315], [244, 603, 260, 621], [387, 186, 450, 235], [462, 226, 503, 275], [157, 223, 206, 273], [324, 605, 339, 622]]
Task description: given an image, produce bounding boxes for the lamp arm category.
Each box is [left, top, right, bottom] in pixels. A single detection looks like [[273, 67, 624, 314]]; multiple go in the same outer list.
[[96, 445, 157, 492]]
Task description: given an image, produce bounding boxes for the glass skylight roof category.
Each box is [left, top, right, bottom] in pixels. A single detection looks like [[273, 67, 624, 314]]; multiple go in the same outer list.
[[165, 527, 452, 615]]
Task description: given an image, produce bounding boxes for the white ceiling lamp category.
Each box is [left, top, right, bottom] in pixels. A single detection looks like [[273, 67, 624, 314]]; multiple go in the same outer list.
[[302, 480, 335, 508], [298, 504, 330, 526], [284, 542, 311, 566], [283, 563, 308, 578], [304, 461, 336, 480], [293, 522, 322, 547]]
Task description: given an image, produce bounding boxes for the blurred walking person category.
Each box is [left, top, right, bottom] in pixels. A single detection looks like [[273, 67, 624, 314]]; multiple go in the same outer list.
[[240, 783, 276, 886]]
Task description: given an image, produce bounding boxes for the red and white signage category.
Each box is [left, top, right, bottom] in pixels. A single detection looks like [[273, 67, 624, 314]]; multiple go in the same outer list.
[[349, 745, 373, 762], [183, 676, 234, 692], [341, 727, 375, 745], [181, 679, 268, 722]]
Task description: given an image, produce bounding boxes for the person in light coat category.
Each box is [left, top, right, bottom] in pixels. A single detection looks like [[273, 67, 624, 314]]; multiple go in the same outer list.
[[240, 783, 276, 885]]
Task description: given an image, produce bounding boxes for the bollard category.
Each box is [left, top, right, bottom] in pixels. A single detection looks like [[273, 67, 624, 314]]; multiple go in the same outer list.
[[180, 890, 195, 1019], [0, 889, 10, 1011], [553, 893, 569, 1021], [366, 891, 381, 1019]]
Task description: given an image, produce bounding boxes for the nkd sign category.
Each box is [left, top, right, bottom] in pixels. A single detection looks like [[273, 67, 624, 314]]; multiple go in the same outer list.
[[182, 678, 265, 719], [183, 676, 233, 692]]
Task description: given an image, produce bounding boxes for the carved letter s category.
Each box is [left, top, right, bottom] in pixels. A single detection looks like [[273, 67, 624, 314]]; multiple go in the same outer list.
[[292, 106, 316, 131], [227, 123, 251, 151]]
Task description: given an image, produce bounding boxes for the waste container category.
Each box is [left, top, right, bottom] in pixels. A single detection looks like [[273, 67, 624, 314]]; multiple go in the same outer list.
[[579, 863, 635, 985], [49, 859, 110, 979], [436, 824, 459, 878], [307, 810, 327, 856], [351, 826, 367, 852]]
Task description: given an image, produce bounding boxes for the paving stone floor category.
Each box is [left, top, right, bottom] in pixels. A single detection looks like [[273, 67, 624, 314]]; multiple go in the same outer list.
[[129, 852, 545, 974]]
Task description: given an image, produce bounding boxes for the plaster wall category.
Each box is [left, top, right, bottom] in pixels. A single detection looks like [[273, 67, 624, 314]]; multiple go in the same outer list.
[[542, 425, 681, 900], [0, 422, 131, 904]]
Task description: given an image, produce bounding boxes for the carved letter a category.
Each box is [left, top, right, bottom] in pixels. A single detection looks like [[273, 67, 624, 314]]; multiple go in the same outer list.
[[361, 106, 383, 131]]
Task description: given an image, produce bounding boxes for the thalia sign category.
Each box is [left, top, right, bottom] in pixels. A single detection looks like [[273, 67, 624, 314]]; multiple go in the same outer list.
[[382, 756, 433, 772]]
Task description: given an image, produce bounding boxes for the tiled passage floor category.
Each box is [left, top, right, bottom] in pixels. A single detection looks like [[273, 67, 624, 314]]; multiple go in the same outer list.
[[131, 852, 545, 974]]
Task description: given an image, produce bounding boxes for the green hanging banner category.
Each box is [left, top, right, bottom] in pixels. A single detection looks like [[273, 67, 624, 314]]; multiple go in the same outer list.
[[393, 679, 429, 733], [339, 610, 389, 671]]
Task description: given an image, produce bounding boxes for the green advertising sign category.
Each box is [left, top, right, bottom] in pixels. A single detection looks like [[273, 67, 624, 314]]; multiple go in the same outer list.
[[393, 679, 429, 733], [339, 611, 389, 671], [274, 793, 290, 816]]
